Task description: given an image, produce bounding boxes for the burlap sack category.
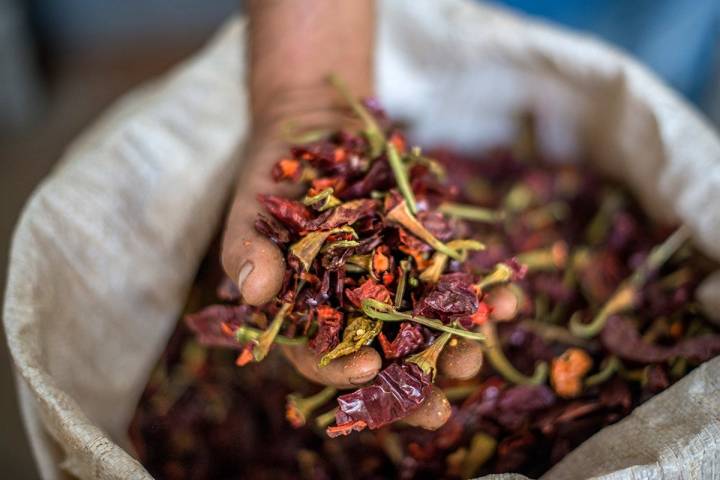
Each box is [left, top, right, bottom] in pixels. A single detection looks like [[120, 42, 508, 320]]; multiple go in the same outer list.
[[4, 1, 720, 478]]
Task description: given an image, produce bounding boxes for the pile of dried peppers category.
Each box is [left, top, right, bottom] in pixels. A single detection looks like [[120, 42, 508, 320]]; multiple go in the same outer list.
[[130, 78, 720, 479]]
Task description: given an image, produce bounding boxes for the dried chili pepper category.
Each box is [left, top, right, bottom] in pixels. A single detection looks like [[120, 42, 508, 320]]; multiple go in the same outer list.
[[327, 363, 431, 436]]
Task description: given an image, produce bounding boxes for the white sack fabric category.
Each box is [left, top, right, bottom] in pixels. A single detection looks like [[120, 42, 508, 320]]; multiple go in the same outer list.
[[4, 1, 720, 479]]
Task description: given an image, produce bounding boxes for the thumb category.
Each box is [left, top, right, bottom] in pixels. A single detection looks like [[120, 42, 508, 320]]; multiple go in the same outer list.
[[221, 144, 301, 306]]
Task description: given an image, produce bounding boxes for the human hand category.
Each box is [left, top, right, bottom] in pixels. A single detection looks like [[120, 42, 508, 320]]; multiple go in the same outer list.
[[221, 0, 520, 431], [220, 112, 505, 430]]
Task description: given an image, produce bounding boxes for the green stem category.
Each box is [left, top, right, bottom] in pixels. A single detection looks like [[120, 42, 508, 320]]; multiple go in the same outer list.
[[670, 357, 688, 379], [406, 331, 452, 380], [320, 240, 361, 253], [387, 201, 463, 260], [387, 142, 418, 214], [395, 259, 411, 308], [408, 146, 447, 180], [549, 249, 584, 324], [475, 262, 514, 291], [251, 303, 292, 361], [302, 188, 341, 211], [361, 299, 485, 341], [515, 242, 567, 272], [519, 320, 594, 349], [462, 433, 497, 479], [585, 189, 624, 245], [439, 202, 505, 223], [314, 407, 338, 429], [570, 226, 691, 338], [328, 74, 385, 157], [481, 322, 548, 385], [287, 386, 337, 427], [281, 122, 332, 145], [443, 385, 480, 401], [235, 325, 307, 347], [584, 356, 621, 387]]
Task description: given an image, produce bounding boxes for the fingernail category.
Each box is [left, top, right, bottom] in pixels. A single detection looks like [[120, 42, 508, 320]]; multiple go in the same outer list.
[[237, 261, 254, 291]]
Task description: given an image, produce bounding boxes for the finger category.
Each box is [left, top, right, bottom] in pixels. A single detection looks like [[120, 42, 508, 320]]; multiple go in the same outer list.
[[281, 344, 381, 389], [438, 337, 484, 380], [486, 285, 520, 321], [221, 144, 303, 306], [403, 386, 451, 430]]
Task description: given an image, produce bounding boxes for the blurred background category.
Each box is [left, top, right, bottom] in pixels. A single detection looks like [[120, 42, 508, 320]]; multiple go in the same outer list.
[[0, 0, 718, 478]]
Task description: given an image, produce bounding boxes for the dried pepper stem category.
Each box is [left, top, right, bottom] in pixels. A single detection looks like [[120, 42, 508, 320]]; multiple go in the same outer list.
[[421, 240, 485, 284], [419, 252, 449, 284], [320, 240, 361, 253], [347, 254, 372, 272], [439, 202, 505, 223], [584, 356, 621, 387], [235, 325, 307, 346], [286, 386, 338, 428], [519, 320, 594, 349], [315, 407, 339, 429], [549, 248, 588, 324], [585, 189, 624, 245], [387, 201, 463, 260], [443, 385, 480, 401], [409, 146, 447, 180], [618, 365, 649, 384], [302, 188, 341, 211], [475, 263, 515, 291], [362, 299, 486, 341], [670, 357, 688, 378], [328, 74, 384, 156], [515, 241, 568, 272], [281, 122, 332, 145], [406, 331, 452, 380], [387, 141, 418, 214], [395, 259, 411, 308], [521, 202, 569, 230], [503, 183, 536, 212], [570, 226, 691, 338], [480, 322, 548, 385], [461, 432, 497, 479], [290, 226, 357, 271], [252, 303, 293, 362], [378, 431, 404, 466]]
